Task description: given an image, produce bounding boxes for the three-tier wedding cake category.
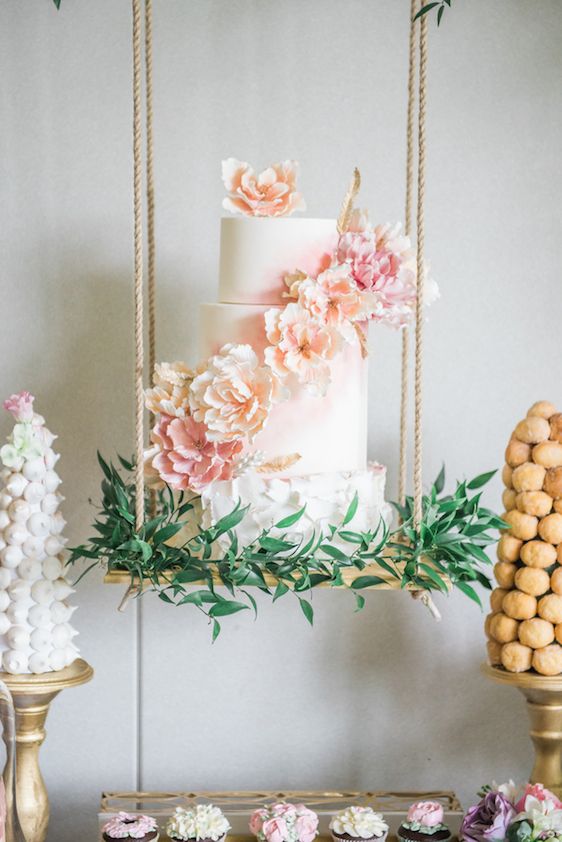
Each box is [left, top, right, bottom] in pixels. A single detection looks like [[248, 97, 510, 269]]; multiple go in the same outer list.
[[146, 159, 433, 546]]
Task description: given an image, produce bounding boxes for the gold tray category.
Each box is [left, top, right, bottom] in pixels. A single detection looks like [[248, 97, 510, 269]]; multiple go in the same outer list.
[[99, 790, 463, 841]]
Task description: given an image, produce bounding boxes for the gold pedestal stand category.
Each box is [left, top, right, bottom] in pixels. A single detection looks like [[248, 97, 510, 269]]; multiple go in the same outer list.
[[0, 658, 93, 842], [483, 663, 562, 797]]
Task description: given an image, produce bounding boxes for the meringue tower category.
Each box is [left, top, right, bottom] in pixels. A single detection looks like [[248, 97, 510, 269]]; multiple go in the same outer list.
[[0, 392, 78, 674]]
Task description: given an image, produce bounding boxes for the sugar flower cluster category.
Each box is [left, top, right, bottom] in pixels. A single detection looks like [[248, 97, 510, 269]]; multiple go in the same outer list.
[[330, 806, 388, 839], [145, 346, 276, 493], [461, 782, 562, 842], [249, 803, 319, 842], [145, 160, 439, 494], [166, 805, 230, 842], [102, 812, 158, 840]]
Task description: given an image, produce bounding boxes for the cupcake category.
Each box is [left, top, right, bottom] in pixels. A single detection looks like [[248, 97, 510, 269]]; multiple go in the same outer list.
[[102, 812, 159, 842], [330, 806, 389, 842], [249, 803, 319, 842], [166, 805, 231, 842], [398, 802, 451, 842]]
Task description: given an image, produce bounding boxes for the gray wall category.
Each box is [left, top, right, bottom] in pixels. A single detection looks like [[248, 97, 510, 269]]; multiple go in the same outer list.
[[1, 1, 562, 839]]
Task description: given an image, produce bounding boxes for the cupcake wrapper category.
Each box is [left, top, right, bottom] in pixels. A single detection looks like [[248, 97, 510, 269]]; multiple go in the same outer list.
[[331, 832, 388, 842]]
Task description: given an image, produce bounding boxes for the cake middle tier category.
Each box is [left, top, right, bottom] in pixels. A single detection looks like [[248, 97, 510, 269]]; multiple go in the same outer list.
[[199, 302, 368, 477]]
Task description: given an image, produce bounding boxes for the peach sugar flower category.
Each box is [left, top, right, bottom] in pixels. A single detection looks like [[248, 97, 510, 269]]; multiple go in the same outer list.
[[150, 414, 242, 493], [145, 361, 197, 418], [296, 265, 377, 343], [264, 302, 341, 396], [189, 343, 275, 442], [222, 158, 306, 218]]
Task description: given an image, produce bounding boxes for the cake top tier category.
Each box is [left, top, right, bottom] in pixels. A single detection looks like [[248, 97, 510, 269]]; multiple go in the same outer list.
[[218, 217, 338, 306]]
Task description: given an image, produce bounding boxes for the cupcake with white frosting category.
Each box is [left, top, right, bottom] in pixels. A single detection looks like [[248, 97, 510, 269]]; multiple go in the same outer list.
[[102, 812, 159, 842], [166, 805, 231, 842], [329, 807, 388, 842]]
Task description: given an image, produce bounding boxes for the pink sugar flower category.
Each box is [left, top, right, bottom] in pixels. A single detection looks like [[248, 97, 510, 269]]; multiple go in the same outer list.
[[298, 265, 377, 342], [250, 809, 269, 836], [264, 302, 341, 397], [514, 784, 562, 813], [222, 158, 306, 218], [3, 391, 35, 422], [150, 415, 242, 493]]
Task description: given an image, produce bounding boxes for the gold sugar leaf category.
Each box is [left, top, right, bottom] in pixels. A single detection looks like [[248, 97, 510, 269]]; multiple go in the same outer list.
[[337, 167, 361, 235], [256, 453, 302, 473], [355, 322, 369, 359]]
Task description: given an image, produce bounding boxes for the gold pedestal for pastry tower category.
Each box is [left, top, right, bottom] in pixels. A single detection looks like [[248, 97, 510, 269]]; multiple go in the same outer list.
[[483, 663, 562, 798], [0, 658, 93, 842]]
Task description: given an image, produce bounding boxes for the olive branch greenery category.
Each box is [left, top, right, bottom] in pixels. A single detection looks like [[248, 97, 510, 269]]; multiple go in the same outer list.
[[414, 1, 453, 27], [69, 454, 504, 640]]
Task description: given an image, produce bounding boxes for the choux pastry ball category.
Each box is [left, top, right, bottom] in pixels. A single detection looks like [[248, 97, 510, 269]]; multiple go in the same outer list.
[[485, 612, 497, 639], [532, 644, 562, 676], [506, 439, 532, 468], [503, 488, 517, 511], [550, 414, 562, 444], [544, 468, 562, 500], [538, 513, 562, 545], [489, 612, 519, 643], [504, 510, 538, 541], [494, 561, 516, 589], [518, 617, 555, 649], [503, 590, 537, 621], [554, 500, 562, 515], [514, 416, 551, 444], [501, 641, 533, 673], [550, 567, 562, 595], [520, 540, 557, 568], [516, 491, 553, 518], [486, 639, 503, 666], [533, 441, 562, 469], [538, 594, 562, 624], [514, 566, 550, 597], [490, 588, 509, 613], [512, 462, 546, 492], [555, 624, 562, 646], [502, 464, 513, 488], [497, 534, 523, 563], [527, 401, 557, 420]]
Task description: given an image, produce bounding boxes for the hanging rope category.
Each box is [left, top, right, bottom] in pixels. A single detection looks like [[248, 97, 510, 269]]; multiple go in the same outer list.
[[398, 0, 420, 507], [145, 0, 156, 387], [132, 0, 145, 532], [413, 12, 428, 529]]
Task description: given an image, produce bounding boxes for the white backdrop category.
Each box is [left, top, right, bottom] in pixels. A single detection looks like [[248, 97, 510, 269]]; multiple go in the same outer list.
[[1, 1, 562, 840]]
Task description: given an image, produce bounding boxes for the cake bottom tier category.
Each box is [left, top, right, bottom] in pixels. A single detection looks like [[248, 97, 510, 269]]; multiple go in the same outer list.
[[200, 463, 392, 551]]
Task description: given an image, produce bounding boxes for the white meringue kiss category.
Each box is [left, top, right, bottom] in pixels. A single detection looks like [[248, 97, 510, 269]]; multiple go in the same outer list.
[[28, 652, 51, 674], [26, 512, 51, 539], [8, 579, 31, 601], [31, 580, 54, 606], [0, 613, 10, 635], [4, 523, 27, 546], [22, 536, 46, 559], [0, 569, 11, 589], [18, 558, 42, 581], [30, 627, 51, 652], [41, 493, 59, 515], [44, 471, 61, 493], [7, 625, 30, 651], [28, 604, 51, 629], [3, 650, 28, 674], [7, 499, 31, 522], [44, 536, 63, 555], [22, 458, 46, 483], [6, 474, 27, 498], [1, 545, 23, 568], [24, 482, 46, 504], [0, 591, 10, 612], [0, 511, 10, 530]]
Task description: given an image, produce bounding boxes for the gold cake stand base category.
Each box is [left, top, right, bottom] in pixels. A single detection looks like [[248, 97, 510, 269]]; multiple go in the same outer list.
[[0, 658, 93, 842], [482, 663, 562, 797]]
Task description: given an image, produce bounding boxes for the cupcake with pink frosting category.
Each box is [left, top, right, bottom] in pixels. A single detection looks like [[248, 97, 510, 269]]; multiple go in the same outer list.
[[398, 802, 451, 842], [102, 812, 159, 842], [249, 803, 319, 842], [330, 806, 388, 842]]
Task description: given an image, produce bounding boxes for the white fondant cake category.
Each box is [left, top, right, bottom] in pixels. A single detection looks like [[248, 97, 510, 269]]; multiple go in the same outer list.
[[219, 217, 337, 305], [0, 393, 78, 674]]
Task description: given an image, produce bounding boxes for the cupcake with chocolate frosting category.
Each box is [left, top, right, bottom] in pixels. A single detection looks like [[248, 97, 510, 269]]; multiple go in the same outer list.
[[166, 805, 231, 842], [330, 806, 388, 842], [398, 802, 451, 842], [102, 812, 159, 842]]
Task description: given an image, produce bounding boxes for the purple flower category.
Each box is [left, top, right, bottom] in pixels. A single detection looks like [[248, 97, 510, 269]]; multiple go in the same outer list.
[[461, 793, 516, 842]]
